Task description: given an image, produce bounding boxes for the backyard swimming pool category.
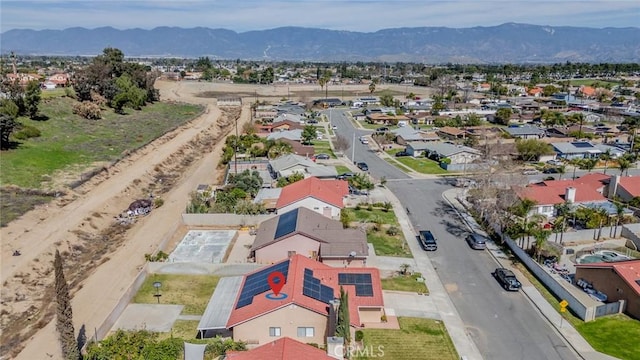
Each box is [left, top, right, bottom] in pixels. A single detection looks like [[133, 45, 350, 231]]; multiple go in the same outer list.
[[577, 250, 631, 264]]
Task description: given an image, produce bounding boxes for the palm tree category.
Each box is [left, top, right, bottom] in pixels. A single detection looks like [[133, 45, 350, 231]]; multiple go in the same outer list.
[[267, 142, 292, 159], [510, 199, 537, 248], [617, 156, 632, 176], [318, 77, 328, 100], [557, 165, 566, 180], [581, 158, 598, 173], [599, 149, 612, 174], [568, 158, 582, 179], [611, 201, 626, 238], [533, 228, 552, 262]]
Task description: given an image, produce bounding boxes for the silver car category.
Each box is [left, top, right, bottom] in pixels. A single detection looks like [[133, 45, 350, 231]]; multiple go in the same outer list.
[[465, 233, 487, 250]]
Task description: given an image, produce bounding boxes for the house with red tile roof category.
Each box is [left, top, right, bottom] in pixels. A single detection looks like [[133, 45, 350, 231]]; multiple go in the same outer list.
[[276, 177, 348, 218], [606, 175, 640, 202], [251, 207, 368, 266], [513, 173, 610, 217], [575, 260, 640, 320], [225, 255, 386, 347], [578, 85, 597, 98], [46, 73, 69, 87], [226, 337, 334, 360], [527, 87, 544, 97]]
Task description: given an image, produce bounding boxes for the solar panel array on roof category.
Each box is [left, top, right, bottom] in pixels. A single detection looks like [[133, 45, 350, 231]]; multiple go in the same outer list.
[[236, 260, 290, 309], [302, 268, 335, 304], [572, 142, 594, 148], [338, 273, 374, 297], [274, 208, 299, 239]]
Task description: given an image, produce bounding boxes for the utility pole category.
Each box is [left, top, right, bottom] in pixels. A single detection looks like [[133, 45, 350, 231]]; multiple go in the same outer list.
[[234, 114, 238, 176], [352, 132, 356, 163]]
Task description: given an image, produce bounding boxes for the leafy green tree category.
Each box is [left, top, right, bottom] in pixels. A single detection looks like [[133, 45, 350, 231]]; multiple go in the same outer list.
[[0, 113, 18, 149], [24, 80, 41, 119], [379, 94, 394, 107], [515, 139, 554, 161], [542, 85, 558, 96], [276, 172, 305, 187], [340, 209, 353, 229], [533, 229, 551, 261], [600, 149, 612, 174], [0, 79, 25, 114], [617, 155, 632, 176], [54, 250, 80, 360], [368, 80, 376, 94], [579, 158, 598, 172], [494, 108, 512, 126], [301, 125, 317, 145], [85, 330, 182, 360], [228, 170, 263, 197], [111, 74, 147, 114], [335, 287, 351, 348]]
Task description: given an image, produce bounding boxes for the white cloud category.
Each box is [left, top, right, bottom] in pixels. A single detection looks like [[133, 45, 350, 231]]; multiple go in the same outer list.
[[1, 1, 639, 32]]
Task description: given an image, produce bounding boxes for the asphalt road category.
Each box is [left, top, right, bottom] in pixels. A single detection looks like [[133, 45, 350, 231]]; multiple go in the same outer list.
[[325, 108, 409, 180], [328, 109, 577, 359], [388, 178, 577, 360]]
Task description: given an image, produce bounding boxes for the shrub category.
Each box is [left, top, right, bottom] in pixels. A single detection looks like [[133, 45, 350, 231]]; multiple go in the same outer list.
[[153, 198, 164, 208], [381, 314, 388, 322], [354, 204, 361, 211], [367, 204, 373, 211], [386, 226, 400, 236], [355, 330, 364, 342], [383, 202, 392, 212], [72, 101, 102, 120], [13, 125, 41, 140]]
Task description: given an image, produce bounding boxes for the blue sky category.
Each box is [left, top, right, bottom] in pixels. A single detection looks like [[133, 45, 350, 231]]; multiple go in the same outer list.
[[2, 0, 639, 33]]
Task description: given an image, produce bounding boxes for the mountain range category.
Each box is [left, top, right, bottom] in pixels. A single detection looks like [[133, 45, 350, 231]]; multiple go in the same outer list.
[[2, 23, 639, 63]]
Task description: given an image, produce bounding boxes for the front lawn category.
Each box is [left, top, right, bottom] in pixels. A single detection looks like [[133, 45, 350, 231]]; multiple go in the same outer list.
[[312, 140, 336, 158], [381, 272, 429, 294], [387, 152, 448, 175], [335, 165, 352, 174], [515, 263, 640, 360], [343, 207, 411, 257], [355, 317, 458, 360], [133, 274, 219, 315]]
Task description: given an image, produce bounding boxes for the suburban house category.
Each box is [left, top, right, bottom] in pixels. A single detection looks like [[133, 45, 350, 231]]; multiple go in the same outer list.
[[527, 87, 544, 97], [269, 154, 337, 179], [276, 176, 348, 218], [250, 207, 368, 266], [267, 129, 303, 142], [551, 141, 603, 160], [406, 142, 482, 165], [365, 113, 408, 125], [279, 138, 315, 157], [607, 175, 640, 202], [273, 113, 305, 124], [578, 86, 597, 99], [46, 73, 69, 87], [574, 260, 640, 320], [253, 188, 283, 212], [513, 173, 611, 218], [392, 127, 439, 145], [270, 119, 305, 132], [546, 125, 597, 138], [504, 125, 546, 139], [223, 255, 386, 346], [226, 337, 334, 359], [406, 112, 434, 125], [436, 127, 466, 140]]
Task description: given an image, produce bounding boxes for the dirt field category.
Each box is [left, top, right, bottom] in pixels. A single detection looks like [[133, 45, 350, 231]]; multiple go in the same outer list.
[[0, 80, 431, 359]]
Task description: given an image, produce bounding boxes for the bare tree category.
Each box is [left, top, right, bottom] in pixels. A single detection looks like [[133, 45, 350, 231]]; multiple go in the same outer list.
[[334, 135, 349, 152]]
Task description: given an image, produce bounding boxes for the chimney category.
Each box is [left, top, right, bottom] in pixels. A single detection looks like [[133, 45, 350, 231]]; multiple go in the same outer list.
[[565, 187, 576, 203], [608, 175, 620, 199]]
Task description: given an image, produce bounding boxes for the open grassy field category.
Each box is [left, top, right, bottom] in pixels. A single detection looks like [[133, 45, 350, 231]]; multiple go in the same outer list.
[[0, 188, 57, 227], [568, 79, 619, 87], [133, 274, 219, 315], [381, 272, 428, 294], [1, 98, 203, 188], [515, 263, 640, 360], [355, 317, 458, 360]]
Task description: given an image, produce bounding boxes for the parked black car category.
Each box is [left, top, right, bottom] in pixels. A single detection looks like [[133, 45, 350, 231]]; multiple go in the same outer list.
[[543, 167, 560, 174], [314, 153, 330, 160], [395, 151, 409, 157], [356, 162, 369, 171], [418, 230, 437, 251], [493, 268, 522, 291], [337, 172, 355, 180]]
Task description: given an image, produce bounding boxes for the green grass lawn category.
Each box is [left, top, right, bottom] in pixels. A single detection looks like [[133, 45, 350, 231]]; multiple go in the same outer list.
[[387, 153, 448, 175], [159, 320, 200, 340], [1, 98, 203, 188], [312, 140, 335, 158], [384, 158, 411, 173], [355, 317, 458, 360], [344, 208, 399, 226], [133, 274, 219, 315], [381, 273, 428, 294], [568, 79, 619, 87], [515, 263, 640, 360], [343, 207, 411, 257], [335, 165, 352, 174]]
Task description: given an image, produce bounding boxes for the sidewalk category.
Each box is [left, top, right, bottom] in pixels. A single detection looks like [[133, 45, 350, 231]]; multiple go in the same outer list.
[[442, 188, 620, 360], [380, 186, 484, 360]]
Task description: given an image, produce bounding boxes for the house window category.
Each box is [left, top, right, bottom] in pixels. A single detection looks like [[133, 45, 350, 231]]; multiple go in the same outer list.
[[269, 327, 281, 337], [297, 327, 315, 337], [287, 251, 296, 257]]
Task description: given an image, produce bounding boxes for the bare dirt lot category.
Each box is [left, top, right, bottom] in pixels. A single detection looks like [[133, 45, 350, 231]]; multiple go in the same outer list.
[[0, 81, 431, 359]]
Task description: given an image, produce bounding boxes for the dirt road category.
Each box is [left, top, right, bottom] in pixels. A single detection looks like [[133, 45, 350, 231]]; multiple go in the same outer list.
[[2, 80, 252, 359]]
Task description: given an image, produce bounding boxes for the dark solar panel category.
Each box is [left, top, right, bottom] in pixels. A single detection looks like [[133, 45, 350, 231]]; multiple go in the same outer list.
[[302, 268, 335, 304], [338, 273, 373, 297], [572, 142, 594, 148], [236, 260, 290, 309], [274, 208, 299, 239]]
